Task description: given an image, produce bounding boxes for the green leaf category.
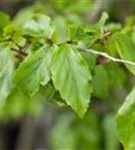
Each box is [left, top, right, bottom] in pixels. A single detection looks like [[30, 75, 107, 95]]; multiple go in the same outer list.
[[13, 3, 45, 26], [0, 11, 10, 30], [103, 114, 119, 150], [114, 34, 135, 76], [23, 14, 55, 38], [1, 89, 28, 119], [53, 17, 68, 42], [76, 111, 100, 150], [50, 115, 77, 149], [104, 62, 126, 87], [104, 23, 122, 33], [40, 83, 64, 106], [98, 12, 109, 32], [92, 65, 109, 99], [0, 43, 14, 103], [117, 85, 135, 150], [81, 52, 96, 73], [50, 111, 100, 150], [68, 25, 85, 41], [15, 45, 56, 96], [51, 44, 92, 118], [1, 88, 44, 119], [106, 36, 117, 56], [13, 33, 26, 47]]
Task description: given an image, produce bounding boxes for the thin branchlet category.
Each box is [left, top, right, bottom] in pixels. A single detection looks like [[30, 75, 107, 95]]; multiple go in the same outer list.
[[11, 48, 28, 56], [78, 47, 135, 66], [90, 30, 112, 48]]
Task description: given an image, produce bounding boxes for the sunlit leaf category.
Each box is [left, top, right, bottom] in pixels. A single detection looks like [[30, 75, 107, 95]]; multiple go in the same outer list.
[[98, 12, 109, 32], [23, 14, 55, 38], [114, 34, 135, 76], [15, 45, 56, 96], [0, 43, 14, 103], [51, 44, 92, 118], [117, 85, 135, 150]]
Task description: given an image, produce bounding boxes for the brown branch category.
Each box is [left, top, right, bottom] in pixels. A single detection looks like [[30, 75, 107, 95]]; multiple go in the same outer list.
[[11, 48, 28, 57], [90, 30, 112, 48]]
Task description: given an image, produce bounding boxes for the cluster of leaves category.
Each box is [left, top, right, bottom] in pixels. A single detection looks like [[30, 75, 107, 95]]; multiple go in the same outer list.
[[1, 1, 135, 149], [49, 110, 119, 150]]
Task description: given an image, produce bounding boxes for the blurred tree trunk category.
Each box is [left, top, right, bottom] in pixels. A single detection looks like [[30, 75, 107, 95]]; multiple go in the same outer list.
[[0, 0, 33, 17], [88, 0, 133, 23], [15, 116, 38, 150], [0, 125, 6, 150], [113, 0, 133, 22], [0, 0, 133, 22]]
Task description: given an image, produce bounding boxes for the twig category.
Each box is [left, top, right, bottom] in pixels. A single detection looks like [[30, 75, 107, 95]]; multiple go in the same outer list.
[[90, 31, 112, 48], [11, 48, 28, 56], [78, 47, 135, 66]]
